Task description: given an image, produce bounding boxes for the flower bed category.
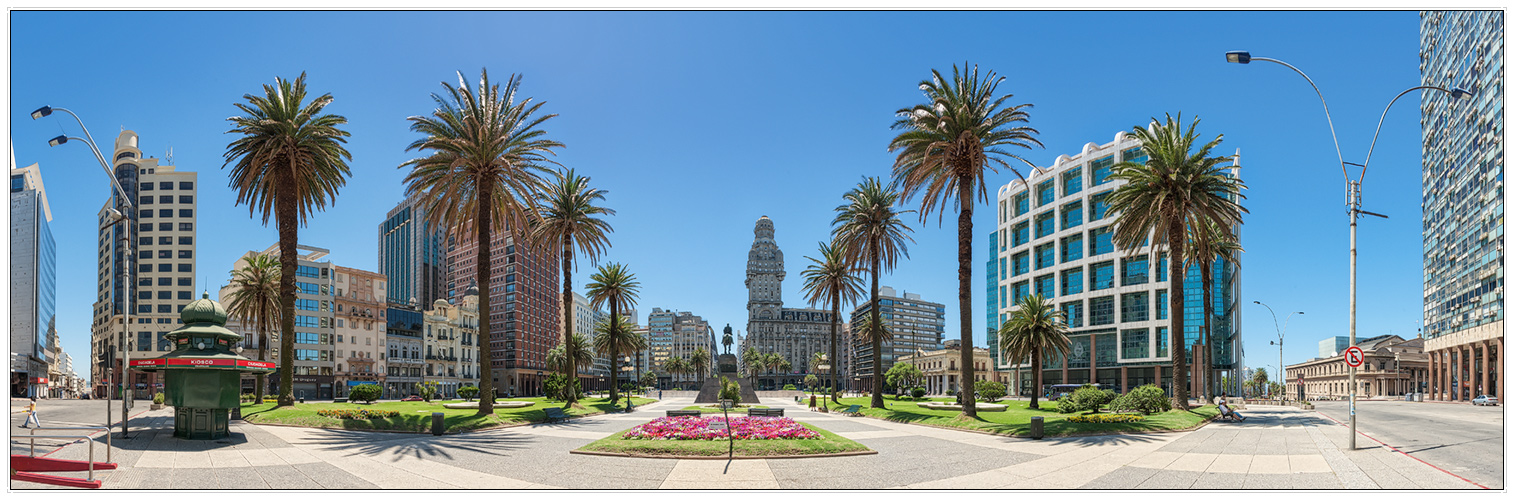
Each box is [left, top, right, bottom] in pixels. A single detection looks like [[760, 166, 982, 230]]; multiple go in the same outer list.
[[317, 409, 400, 419], [624, 416, 819, 440], [1066, 413, 1146, 423]]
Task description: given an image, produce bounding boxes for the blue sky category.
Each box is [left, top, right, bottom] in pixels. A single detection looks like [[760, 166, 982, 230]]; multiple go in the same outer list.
[[11, 11, 1441, 382]]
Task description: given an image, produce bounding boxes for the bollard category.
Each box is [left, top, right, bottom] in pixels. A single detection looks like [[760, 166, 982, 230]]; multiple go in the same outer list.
[[1030, 416, 1044, 440], [431, 412, 445, 436], [231, 406, 242, 421]]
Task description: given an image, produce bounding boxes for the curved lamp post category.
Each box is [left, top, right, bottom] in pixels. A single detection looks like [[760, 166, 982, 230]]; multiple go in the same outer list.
[[1253, 301, 1302, 402], [1224, 51, 1472, 450], [33, 105, 136, 440]]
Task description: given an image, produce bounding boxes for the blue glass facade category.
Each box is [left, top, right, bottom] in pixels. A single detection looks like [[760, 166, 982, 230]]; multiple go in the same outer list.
[[380, 198, 447, 307]]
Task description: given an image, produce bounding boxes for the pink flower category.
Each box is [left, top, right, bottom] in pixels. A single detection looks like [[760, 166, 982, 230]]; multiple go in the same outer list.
[[623, 416, 820, 440]]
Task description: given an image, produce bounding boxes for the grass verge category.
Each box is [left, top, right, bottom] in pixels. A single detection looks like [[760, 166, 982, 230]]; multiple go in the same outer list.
[[240, 396, 654, 434], [821, 397, 1219, 437], [577, 422, 870, 457]]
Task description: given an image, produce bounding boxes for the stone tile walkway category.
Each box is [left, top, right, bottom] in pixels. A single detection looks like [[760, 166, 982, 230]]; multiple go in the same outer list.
[[10, 397, 1483, 489]]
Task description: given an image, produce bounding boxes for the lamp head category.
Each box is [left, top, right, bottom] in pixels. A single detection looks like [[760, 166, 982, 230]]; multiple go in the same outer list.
[[47, 135, 67, 147], [1252, 300, 1261, 305], [1226, 51, 1251, 64], [1450, 87, 1473, 100], [30, 106, 52, 120]]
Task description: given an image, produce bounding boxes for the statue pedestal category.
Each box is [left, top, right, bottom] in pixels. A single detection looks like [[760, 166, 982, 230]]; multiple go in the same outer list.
[[695, 354, 759, 404]]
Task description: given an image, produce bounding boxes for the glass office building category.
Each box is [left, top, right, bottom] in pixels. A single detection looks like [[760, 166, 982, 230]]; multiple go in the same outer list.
[[988, 132, 1242, 397]]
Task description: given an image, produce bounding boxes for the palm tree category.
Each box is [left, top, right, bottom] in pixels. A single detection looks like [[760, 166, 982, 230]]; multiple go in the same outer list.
[[999, 294, 1071, 410], [1106, 113, 1247, 410], [832, 177, 914, 409], [663, 357, 687, 388], [1184, 218, 1244, 402], [851, 314, 894, 398], [223, 73, 353, 407], [689, 348, 710, 385], [586, 263, 641, 404], [592, 314, 643, 404], [740, 347, 763, 386], [889, 63, 1043, 418], [400, 70, 562, 415], [530, 168, 614, 404], [546, 333, 595, 405], [801, 241, 865, 403], [224, 254, 281, 404]]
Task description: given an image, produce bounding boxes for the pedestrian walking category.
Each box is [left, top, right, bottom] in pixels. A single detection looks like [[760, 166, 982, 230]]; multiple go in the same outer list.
[[19, 397, 40, 428]]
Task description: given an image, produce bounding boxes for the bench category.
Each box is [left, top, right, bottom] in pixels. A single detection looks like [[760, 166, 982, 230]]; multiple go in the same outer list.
[[838, 404, 862, 416], [543, 407, 571, 424], [665, 410, 702, 418], [333, 398, 348, 403], [747, 408, 784, 417]]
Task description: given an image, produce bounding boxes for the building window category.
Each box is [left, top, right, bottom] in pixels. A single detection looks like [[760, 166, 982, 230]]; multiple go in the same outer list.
[[157, 290, 171, 299], [1089, 296, 1115, 326], [178, 277, 192, 286], [1011, 251, 1029, 276], [1089, 191, 1111, 221], [1061, 201, 1083, 230], [179, 223, 193, 231], [178, 291, 191, 300], [1156, 252, 1168, 282], [1034, 274, 1055, 299], [1120, 255, 1149, 286], [1036, 180, 1055, 207], [140, 223, 153, 232], [138, 304, 152, 313], [1011, 281, 1029, 304], [1155, 327, 1169, 357], [159, 223, 172, 231], [1034, 211, 1055, 239], [158, 209, 172, 218], [1012, 221, 1030, 247], [1062, 301, 1083, 328], [1121, 329, 1149, 359], [177, 264, 191, 273], [179, 195, 193, 204], [1122, 146, 1146, 165], [159, 237, 172, 245], [158, 264, 172, 272], [1061, 233, 1083, 263], [140, 196, 154, 205], [1121, 292, 1149, 322], [1034, 243, 1055, 270], [179, 237, 192, 245], [1062, 167, 1083, 197], [142, 210, 154, 218], [178, 209, 192, 218], [1061, 267, 1084, 296], [158, 250, 171, 259], [159, 195, 173, 204], [1091, 155, 1115, 186], [1091, 226, 1114, 255], [140, 182, 154, 191], [1090, 261, 1114, 290], [179, 182, 194, 190], [157, 304, 172, 313], [1013, 192, 1029, 217]]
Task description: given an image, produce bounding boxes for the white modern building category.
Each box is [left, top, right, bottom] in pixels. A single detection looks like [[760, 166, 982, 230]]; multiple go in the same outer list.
[[11, 161, 54, 398], [987, 131, 1242, 397]]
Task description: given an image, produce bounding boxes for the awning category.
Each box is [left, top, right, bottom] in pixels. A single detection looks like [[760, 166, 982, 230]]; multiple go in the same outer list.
[[130, 358, 275, 372]]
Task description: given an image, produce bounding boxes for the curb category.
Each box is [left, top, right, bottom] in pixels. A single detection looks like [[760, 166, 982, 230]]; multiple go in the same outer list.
[[825, 406, 1219, 440], [240, 401, 654, 435], [568, 448, 878, 460], [1311, 409, 1489, 489]]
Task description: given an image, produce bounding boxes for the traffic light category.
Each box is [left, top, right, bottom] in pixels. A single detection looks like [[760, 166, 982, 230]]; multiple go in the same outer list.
[[98, 350, 113, 368]]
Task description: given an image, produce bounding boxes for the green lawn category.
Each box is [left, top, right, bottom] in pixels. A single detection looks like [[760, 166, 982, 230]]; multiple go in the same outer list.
[[240, 396, 654, 434], [679, 405, 772, 413], [821, 397, 1219, 437], [578, 423, 871, 457]]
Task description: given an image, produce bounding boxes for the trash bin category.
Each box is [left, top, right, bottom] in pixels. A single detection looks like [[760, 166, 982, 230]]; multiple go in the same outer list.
[[1030, 416, 1044, 440], [431, 412, 445, 436]]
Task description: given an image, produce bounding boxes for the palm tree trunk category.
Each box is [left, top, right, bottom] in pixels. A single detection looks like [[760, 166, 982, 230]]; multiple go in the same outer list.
[[1029, 350, 1042, 410], [474, 183, 496, 416], [255, 314, 267, 403], [830, 289, 840, 404], [609, 302, 620, 404], [276, 173, 298, 408], [869, 239, 884, 409], [1202, 263, 1215, 403], [1168, 222, 1190, 410], [957, 181, 977, 418], [561, 238, 576, 405]]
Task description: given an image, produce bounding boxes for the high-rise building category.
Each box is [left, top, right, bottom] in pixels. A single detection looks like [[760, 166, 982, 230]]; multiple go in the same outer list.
[[222, 244, 337, 398], [989, 131, 1242, 397], [333, 265, 388, 397], [11, 161, 55, 398], [379, 192, 447, 308], [89, 131, 197, 398], [645, 308, 717, 387], [1420, 10, 1504, 401], [848, 285, 945, 392], [743, 216, 838, 390], [447, 230, 560, 397], [1319, 336, 1350, 359]]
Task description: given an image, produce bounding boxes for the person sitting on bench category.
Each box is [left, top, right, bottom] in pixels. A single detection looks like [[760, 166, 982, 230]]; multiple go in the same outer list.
[[1218, 397, 1246, 422]]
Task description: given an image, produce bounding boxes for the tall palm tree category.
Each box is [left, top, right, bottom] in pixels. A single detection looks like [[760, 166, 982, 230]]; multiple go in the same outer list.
[[889, 62, 1043, 418], [586, 263, 641, 404], [741, 346, 763, 386], [832, 177, 915, 409], [546, 333, 595, 405], [400, 69, 562, 415], [663, 357, 687, 387], [1106, 113, 1246, 410], [224, 254, 281, 404], [801, 241, 865, 403], [1184, 218, 1245, 402], [689, 348, 710, 385], [591, 314, 643, 404], [999, 294, 1071, 410], [530, 168, 614, 404], [224, 73, 353, 407]]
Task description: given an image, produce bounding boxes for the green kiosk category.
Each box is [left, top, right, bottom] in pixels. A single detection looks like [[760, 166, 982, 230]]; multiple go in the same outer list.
[[130, 293, 276, 439]]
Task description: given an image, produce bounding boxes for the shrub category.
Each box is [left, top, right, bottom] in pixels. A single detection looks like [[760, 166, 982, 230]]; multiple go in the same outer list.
[[1056, 399, 1082, 413], [782, 384, 798, 391], [545, 373, 581, 402], [418, 381, 440, 402], [718, 376, 742, 406], [349, 384, 382, 404], [946, 389, 956, 397], [1067, 413, 1146, 423], [317, 409, 399, 419], [910, 387, 927, 400], [1109, 384, 1171, 415], [976, 381, 1007, 403], [1068, 387, 1117, 413], [152, 392, 165, 404], [457, 386, 479, 401]]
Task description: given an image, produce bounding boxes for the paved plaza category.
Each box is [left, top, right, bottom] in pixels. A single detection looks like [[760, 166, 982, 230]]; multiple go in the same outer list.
[[10, 396, 1487, 490]]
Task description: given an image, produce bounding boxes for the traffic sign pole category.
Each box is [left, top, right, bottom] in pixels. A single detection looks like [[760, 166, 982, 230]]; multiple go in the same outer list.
[[1343, 345, 1365, 451]]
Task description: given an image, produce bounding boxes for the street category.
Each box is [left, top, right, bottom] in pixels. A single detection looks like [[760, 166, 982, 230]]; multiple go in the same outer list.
[[1312, 400, 1503, 489], [10, 398, 147, 458]]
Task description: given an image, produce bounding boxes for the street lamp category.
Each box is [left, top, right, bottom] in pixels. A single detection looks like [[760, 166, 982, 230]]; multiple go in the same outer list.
[[1253, 301, 1302, 403], [1224, 51, 1472, 450], [34, 105, 136, 440]]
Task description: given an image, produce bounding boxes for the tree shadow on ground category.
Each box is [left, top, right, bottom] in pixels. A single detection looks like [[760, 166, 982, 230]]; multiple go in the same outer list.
[[296, 427, 533, 462]]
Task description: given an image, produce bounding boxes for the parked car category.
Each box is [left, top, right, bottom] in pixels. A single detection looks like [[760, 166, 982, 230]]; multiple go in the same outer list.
[[401, 395, 423, 402], [1472, 395, 1498, 406]]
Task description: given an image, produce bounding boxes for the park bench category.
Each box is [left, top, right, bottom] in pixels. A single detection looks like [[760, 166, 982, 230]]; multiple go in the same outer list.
[[665, 410, 702, 418], [543, 407, 571, 424], [333, 398, 348, 403], [838, 404, 862, 416], [747, 408, 784, 417]]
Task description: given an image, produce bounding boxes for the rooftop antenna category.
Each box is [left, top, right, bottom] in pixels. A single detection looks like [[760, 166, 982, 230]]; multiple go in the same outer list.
[[165, 146, 173, 166]]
